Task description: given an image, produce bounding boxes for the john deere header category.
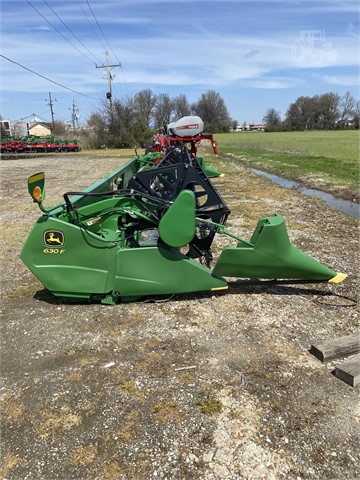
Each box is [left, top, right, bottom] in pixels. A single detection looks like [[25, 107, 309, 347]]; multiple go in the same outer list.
[[20, 116, 346, 304]]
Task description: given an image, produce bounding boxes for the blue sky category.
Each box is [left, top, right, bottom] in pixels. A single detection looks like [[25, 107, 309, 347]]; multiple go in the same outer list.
[[1, 0, 359, 126]]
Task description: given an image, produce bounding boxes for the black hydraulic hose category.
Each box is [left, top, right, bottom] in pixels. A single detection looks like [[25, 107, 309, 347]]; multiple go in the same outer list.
[[62, 189, 174, 223], [63, 189, 171, 207]]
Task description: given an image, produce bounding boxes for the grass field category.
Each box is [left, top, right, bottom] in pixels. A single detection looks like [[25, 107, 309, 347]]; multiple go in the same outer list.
[[215, 130, 359, 198]]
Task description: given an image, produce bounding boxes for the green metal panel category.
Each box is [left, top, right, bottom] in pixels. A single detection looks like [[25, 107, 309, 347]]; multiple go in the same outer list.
[[20, 217, 116, 296], [114, 246, 227, 297], [213, 214, 337, 280], [197, 156, 221, 178], [158, 190, 196, 247]]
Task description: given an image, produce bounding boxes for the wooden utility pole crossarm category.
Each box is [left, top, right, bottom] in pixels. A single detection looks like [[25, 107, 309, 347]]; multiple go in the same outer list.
[[96, 50, 121, 107]]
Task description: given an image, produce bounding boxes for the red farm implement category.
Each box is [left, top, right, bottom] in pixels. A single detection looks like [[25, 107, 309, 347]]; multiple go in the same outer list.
[[0, 135, 80, 154]]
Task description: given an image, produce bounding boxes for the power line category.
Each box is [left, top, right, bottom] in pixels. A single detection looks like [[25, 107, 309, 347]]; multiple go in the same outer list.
[[25, 0, 96, 66], [76, 0, 112, 88], [85, 0, 129, 97], [21, 112, 49, 121], [115, 64, 130, 97], [42, 0, 102, 65], [85, 0, 122, 67], [77, 0, 107, 52], [0, 54, 99, 100]]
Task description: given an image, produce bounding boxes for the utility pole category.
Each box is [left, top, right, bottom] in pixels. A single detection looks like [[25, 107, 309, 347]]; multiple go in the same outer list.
[[70, 100, 80, 131], [45, 92, 56, 129], [96, 50, 121, 108]]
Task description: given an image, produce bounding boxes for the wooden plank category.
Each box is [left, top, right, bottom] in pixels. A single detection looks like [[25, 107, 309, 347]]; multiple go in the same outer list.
[[309, 333, 360, 362], [334, 353, 360, 387]]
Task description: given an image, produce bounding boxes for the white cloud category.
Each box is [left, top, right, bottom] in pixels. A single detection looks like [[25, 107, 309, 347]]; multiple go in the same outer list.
[[3, 28, 358, 95], [241, 77, 304, 89], [323, 74, 360, 86], [25, 26, 51, 32]]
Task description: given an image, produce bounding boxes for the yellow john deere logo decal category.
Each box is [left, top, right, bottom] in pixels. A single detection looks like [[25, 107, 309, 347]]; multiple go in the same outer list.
[[44, 230, 64, 246]]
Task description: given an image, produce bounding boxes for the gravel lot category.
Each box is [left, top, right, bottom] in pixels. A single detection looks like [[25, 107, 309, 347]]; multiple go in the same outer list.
[[1, 152, 359, 480]]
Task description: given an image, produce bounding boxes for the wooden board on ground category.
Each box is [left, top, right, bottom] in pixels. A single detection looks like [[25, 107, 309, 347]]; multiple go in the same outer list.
[[309, 333, 360, 362], [334, 353, 360, 387]]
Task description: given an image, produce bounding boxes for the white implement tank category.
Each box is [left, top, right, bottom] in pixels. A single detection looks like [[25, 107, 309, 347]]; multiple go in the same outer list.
[[167, 116, 204, 137]]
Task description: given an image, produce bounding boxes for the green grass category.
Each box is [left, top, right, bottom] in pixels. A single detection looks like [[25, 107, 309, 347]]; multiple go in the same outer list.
[[216, 130, 359, 196], [197, 393, 223, 415], [218, 130, 359, 160]]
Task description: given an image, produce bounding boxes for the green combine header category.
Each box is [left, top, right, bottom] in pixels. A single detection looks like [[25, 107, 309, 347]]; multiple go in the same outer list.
[[20, 119, 346, 304]]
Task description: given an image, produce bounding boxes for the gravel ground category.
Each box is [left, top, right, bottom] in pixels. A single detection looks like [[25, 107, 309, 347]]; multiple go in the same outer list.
[[0, 152, 359, 480]]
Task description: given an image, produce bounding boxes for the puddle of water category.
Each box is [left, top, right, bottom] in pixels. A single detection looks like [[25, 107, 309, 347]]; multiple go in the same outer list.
[[249, 168, 359, 218]]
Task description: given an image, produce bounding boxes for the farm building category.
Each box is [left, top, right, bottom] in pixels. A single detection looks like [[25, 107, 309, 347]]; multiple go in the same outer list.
[[232, 123, 266, 132], [1, 120, 52, 137], [27, 122, 52, 137]]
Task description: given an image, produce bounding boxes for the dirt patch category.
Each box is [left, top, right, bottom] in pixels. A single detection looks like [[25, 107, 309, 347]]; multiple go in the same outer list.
[[1, 153, 359, 479]]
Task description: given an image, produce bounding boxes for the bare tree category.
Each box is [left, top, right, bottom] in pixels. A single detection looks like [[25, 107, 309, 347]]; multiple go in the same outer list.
[[153, 93, 174, 129], [192, 90, 231, 132], [339, 91, 356, 124], [86, 111, 108, 148], [352, 99, 360, 129], [133, 89, 157, 127], [52, 121, 67, 137], [172, 94, 191, 121], [317, 92, 341, 129], [263, 108, 281, 127]]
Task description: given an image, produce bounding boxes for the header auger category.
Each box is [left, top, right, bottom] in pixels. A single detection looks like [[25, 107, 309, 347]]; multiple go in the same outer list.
[[20, 116, 346, 304]]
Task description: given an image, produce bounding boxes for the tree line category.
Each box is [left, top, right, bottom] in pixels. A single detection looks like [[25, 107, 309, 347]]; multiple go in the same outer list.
[[4, 88, 356, 149], [263, 91, 359, 131], [84, 88, 359, 149], [84, 89, 232, 149]]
